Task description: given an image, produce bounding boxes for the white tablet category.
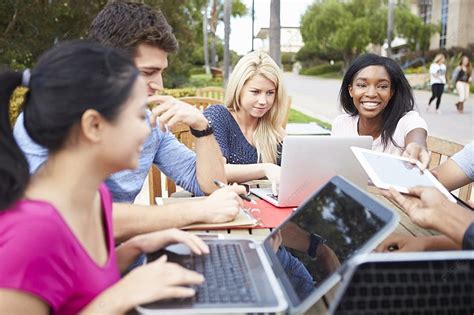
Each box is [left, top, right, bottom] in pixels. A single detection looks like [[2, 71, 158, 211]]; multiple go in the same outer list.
[[351, 147, 456, 202]]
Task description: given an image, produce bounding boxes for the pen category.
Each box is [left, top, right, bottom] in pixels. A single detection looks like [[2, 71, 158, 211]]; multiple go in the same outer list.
[[213, 180, 257, 204]]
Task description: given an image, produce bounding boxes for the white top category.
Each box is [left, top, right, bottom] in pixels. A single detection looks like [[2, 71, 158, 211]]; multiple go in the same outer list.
[[331, 111, 428, 155], [429, 63, 447, 85], [452, 142, 474, 181]]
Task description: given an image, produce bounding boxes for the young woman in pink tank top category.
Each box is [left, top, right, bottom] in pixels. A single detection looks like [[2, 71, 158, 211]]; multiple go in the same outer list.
[[0, 41, 208, 314]]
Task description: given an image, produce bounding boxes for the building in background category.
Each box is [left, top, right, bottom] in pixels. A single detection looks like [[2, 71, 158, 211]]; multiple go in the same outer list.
[[410, 0, 474, 49], [254, 26, 303, 53]]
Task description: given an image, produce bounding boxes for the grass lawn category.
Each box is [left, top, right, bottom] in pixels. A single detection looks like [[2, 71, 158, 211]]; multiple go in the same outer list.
[[188, 74, 223, 88], [316, 72, 342, 79], [287, 108, 332, 130]]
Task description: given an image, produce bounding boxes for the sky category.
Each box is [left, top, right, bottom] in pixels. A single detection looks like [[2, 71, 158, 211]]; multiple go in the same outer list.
[[216, 0, 314, 55]]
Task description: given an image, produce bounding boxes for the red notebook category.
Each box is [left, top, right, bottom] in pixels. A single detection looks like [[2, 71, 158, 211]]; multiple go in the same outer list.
[[242, 199, 295, 229]]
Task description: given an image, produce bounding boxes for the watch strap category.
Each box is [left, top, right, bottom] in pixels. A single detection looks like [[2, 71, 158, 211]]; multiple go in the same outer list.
[[190, 122, 214, 138]]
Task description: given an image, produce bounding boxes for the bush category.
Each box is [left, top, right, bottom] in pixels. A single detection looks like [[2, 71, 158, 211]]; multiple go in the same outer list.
[[9, 87, 27, 126], [404, 66, 427, 74], [283, 63, 293, 72], [471, 84, 474, 94], [189, 67, 206, 75], [188, 74, 223, 88], [162, 88, 197, 98], [300, 62, 343, 76]]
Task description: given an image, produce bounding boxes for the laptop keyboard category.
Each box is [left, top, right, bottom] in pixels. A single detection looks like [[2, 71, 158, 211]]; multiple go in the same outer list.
[[334, 259, 474, 314], [192, 243, 258, 304]]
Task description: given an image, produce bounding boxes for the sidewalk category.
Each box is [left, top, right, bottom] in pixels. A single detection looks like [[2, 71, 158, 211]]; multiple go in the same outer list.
[[283, 73, 473, 145]]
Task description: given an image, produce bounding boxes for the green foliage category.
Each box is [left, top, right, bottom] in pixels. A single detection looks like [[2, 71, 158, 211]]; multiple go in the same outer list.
[[0, 0, 107, 69], [188, 74, 223, 88], [190, 66, 206, 75], [9, 88, 27, 126], [0, 1, 210, 88], [281, 52, 295, 64], [162, 88, 197, 98], [403, 66, 427, 74], [299, 0, 386, 66], [394, 4, 437, 51], [147, 0, 207, 87], [287, 109, 331, 130], [298, 0, 437, 66], [300, 62, 343, 76], [470, 84, 474, 94]]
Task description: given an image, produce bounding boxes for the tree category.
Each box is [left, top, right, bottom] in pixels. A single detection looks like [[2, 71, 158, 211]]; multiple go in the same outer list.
[[299, 0, 386, 68], [202, 0, 210, 74], [269, 0, 281, 67], [208, 0, 247, 67], [0, 1, 208, 87], [0, 0, 107, 69], [223, 0, 231, 84], [147, 0, 207, 87], [298, 0, 437, 67], [394, 4, 438, 53]]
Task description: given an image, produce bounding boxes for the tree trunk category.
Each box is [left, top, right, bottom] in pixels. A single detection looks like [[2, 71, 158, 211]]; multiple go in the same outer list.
[[269, 0, 281, 67], [223, 0, 231, 85], [210, 0, 218, 67], [203, 1, 210, 74]]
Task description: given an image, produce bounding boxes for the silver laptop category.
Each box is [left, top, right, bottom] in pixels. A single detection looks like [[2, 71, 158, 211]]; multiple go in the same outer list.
[[136, 176, 398, 314], [251, 135, 372, 207], [329, 251, 474, 314]]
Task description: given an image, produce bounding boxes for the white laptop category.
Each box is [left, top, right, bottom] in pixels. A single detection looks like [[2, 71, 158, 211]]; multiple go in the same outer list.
[[136, 176, 398, 314], [251, 135, 373, 207]]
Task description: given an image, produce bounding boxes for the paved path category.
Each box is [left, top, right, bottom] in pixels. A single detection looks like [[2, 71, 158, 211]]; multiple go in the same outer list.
[[283, 72, 473, 145]]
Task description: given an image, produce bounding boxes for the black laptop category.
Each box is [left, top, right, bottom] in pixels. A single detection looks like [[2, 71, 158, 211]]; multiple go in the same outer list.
[[329, 251, 474, 314]]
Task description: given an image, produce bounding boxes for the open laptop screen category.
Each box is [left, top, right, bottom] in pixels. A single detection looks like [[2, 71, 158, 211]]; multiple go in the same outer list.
[[263, 177, 395, 306]]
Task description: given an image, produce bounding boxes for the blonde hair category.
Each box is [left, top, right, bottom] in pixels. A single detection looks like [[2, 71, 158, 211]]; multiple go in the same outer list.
[[225, 51, 288, 164], [433, 53, 445, 64]]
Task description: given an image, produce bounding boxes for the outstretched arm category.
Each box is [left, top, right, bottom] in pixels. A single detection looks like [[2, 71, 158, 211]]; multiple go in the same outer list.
[[402, 128, 429, 170], [113, 185, 245, 242]]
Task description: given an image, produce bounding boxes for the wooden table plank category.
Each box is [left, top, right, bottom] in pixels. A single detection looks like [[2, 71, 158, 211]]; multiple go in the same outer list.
[[367, 186, 436, 237]]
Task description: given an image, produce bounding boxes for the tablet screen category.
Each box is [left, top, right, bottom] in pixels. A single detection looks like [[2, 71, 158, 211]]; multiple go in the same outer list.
[[360, 150, 435, 188]]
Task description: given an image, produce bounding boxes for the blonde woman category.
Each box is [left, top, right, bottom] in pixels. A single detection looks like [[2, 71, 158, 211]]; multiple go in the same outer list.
[[204, 51, 288, 194], [427, 53, 447, 114], [204, 52, 317, 296]]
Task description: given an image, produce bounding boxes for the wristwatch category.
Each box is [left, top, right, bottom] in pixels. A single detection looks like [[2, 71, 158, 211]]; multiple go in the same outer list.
[[190, 122, 214, 138], [307, 233, 327, 258]]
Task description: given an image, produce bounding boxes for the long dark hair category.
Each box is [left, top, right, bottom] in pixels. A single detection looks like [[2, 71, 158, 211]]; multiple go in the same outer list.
[[0, 40, 139, 210], [459, 55, 472, 77], [339, 53, 414, 149]]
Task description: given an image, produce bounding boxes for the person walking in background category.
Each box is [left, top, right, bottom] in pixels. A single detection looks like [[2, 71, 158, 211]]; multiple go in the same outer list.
[[452, 55, 472, 113], [427, 53, 447, 114]]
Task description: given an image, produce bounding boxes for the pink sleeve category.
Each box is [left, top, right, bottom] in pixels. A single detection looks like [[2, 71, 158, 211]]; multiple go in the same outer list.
[[0, 216, 74, 311]]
